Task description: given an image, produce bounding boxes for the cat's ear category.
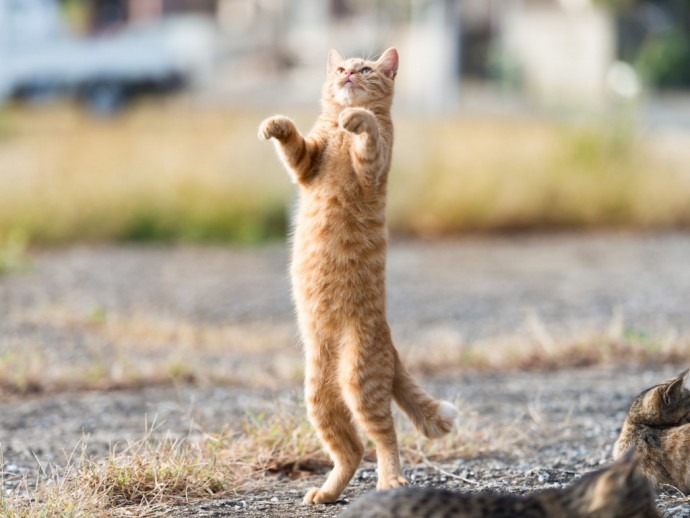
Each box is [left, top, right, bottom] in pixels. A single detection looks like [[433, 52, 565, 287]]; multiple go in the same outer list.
[[327, 49, 344, 74], [664, 376, 685, 403], [377, 48, 399, 79], [679, 368, 690, 388]]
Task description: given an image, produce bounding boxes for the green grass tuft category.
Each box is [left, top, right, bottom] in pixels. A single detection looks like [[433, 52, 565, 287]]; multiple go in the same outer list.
[[0, 229, 31, 275]]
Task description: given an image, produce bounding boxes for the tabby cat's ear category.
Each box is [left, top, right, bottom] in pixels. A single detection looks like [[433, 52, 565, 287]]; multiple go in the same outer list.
[[377, 48, 399, 79], [328, 49, 344, 74], [675, 368, 690, 393], [664, 376, 685, 403]]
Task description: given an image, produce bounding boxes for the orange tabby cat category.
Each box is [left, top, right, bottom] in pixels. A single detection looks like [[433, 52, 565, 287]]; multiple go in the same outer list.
[[258, 48, 457, 504], [614, 368, 690, 491]]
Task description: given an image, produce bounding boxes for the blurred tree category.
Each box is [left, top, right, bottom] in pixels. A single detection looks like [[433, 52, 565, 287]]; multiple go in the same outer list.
[[62, 0, 89, 33], [596, 0, 690, 89], [636, 29, 690, 88]]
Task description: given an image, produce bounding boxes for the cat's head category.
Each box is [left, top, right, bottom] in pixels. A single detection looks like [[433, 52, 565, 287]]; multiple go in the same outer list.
[[626, 369, 690, 427], [573, 450, 660, 518], [322, 48, 398, 109]]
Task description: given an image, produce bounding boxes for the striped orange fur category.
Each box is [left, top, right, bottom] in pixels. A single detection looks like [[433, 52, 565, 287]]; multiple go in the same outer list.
[[258, 48, 457, 504]]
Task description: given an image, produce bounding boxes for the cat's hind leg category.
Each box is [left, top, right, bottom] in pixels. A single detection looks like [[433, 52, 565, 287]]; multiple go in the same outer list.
[[303, 364, 364, 504], [339, 338, 407, 491]]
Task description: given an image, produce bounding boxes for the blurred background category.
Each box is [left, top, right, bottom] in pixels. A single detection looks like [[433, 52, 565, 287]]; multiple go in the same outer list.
[[1, 0, 690, 249]]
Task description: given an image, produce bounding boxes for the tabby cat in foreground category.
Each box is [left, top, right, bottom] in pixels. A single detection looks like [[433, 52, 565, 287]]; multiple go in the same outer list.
[[258, 48, 456, 504], [338, 452, 660, 518], [614, 368, 690, 491]]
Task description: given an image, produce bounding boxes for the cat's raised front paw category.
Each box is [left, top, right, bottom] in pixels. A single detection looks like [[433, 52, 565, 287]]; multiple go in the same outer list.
[[338, 108, 375, 135], [258, 116, 295, 141], [303, 487, 339, 505]]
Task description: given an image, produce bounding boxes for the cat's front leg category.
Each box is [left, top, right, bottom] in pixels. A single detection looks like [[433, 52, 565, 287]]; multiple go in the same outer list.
[[338, 108, 377, 136], [258, 115, 296, 142], [338, 108, 384, 187], [258, 116, 319, 184]]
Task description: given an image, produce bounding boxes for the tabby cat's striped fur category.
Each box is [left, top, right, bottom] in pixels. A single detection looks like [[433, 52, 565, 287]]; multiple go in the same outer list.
[[614, 369, 690, 491], [338, 452, 659, 518]]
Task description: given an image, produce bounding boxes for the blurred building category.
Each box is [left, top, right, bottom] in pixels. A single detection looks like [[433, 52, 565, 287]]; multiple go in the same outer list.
[[500, 0, 615, 105], [1, 0, 688, 111], [89, 0, 217, 31], [207, 0, 615, 109]]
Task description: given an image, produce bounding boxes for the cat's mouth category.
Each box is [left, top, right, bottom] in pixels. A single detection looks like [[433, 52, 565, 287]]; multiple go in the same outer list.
[[342, 78, 359, 89], [334, 79, 363, 105]]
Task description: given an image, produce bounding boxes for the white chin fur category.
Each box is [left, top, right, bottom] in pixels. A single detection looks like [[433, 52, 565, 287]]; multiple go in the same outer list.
[[335, 87, 356, 106]]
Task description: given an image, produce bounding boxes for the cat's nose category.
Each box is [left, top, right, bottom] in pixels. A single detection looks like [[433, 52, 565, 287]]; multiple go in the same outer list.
[[344, 69, 355, 77]]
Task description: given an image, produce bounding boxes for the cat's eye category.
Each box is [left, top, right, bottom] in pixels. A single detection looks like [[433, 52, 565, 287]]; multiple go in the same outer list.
[[336, 67, 345, 75], [361, 67, 372, 74]]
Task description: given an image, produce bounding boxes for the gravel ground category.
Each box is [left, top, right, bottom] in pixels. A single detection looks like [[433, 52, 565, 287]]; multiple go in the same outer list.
[[2, 232, 690, 516]]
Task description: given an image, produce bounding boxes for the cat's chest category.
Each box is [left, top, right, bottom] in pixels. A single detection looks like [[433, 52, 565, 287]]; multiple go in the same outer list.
[[321, 131, 356, 165]]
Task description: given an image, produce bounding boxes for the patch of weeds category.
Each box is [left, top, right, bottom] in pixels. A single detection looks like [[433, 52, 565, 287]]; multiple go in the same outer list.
[[0, 229, 31, 275], [0, 350, 44, 395], [91, 438, 230, 505], [241, 405, 327, 475], [166, 360, 197, 384], [0, 406, 327, 514], [623, 328, 661, 352], [0, 442, 110, 517], [399, 317, 690, 375], [84, 361, 109, 386], [87, 306, 108, 325]]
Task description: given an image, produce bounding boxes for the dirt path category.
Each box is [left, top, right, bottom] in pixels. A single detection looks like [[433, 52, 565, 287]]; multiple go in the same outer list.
[[2, 232, 690, 516]]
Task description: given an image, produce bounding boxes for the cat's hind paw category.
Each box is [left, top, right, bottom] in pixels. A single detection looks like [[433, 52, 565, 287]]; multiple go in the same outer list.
[[303, 487, 339, 505], [258, 116, 295, 141], [376, 475, 408, 491]]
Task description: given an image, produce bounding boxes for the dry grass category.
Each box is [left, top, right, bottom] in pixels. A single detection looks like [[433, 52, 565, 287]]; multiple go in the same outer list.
[[0, 307, 300, 396], [0, 102, 290, 244], [389, 118, 690, 235], [1, 311, 686, 514], [0, 102, 689, 245], [0, 402, 326, 516], [402, 315, 689, 375], [2, 307, 689, 397], [0, 397, 512, 517]]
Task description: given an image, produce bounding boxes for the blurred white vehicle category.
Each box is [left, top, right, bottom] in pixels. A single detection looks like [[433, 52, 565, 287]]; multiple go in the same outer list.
[[0, 0, 215, 113]]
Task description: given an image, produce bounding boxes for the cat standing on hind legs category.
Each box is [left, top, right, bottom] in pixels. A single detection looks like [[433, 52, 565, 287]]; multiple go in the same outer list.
[[258, 48, 457, 504]]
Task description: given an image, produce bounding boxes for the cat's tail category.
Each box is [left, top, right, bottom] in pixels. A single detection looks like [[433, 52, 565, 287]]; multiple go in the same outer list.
[[392, 353, 457, 439]]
